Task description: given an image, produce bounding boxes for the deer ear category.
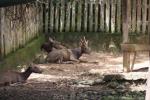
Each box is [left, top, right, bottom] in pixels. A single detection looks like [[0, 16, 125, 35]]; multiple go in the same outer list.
[[49, 37, 54, 42]]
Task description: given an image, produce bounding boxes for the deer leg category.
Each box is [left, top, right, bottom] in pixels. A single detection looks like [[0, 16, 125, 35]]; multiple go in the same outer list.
[[62, 61, 74, 64], [131, 52, 136, 72], [57, 56, 63, 64]]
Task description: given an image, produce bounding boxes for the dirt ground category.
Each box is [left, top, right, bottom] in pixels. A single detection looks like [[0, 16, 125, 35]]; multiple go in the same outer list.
[[0, 52, 148, 100]]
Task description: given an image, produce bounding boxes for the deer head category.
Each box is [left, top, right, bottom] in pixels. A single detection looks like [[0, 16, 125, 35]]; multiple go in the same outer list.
[[79, 36, 91, 54], [28, 63, 43, 73]]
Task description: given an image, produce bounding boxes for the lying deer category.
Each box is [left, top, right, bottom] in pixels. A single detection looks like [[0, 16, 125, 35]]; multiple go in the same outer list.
[[46, 36, 91, 63], [41, 37, 67, 53], [0, 64, 43, 86]]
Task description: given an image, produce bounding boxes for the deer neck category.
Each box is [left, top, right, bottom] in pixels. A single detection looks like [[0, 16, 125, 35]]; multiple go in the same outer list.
[[71, 47, 83, 59], [22, 68, 32, 80]]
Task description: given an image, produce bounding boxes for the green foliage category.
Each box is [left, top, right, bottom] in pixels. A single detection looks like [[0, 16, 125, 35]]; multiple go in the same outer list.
[[0, 35, 45, 70]]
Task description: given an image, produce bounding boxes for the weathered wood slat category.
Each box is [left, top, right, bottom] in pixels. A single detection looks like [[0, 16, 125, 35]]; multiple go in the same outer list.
[[60, 0, 65, 32], [54, 3, 60, 32], [121, 44, 150, 52], [148, 0, 150, 41], [65, 2, 71, 32], [94, 0, 99, 32], [142, 0, 147, 34], [136, 0, 142, 33], [50, 0, 54, 32], [131, 0, 136, 32], [110, 0, 116, 33], [84, 0, 88, 32], [100, 0, 104, 31], [105, 0, 110, 32], [89, 1, 94, 32], [116, 0, 121, 33], [0, 3, 42, 58], [71, 1, 76, 32], [77, 1, 82, 32]]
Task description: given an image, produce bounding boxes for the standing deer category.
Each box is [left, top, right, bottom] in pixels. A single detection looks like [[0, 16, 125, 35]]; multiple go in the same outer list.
[[0, 64, 43, 86], [46, 36, 91, 63]]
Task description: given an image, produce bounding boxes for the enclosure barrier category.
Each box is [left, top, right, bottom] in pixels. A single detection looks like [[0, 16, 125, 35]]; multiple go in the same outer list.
[[45, 0, 150, 34], [0, 2, 43, 59]]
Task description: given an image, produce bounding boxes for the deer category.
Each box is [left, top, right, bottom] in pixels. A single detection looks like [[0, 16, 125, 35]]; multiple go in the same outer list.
[[41, 37, 67, 53], [46, 36, 91, 63], [0, 64, 43, 86]]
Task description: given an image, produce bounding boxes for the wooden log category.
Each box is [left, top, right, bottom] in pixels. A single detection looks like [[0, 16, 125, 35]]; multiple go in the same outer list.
[[121, 44, 150, 52], [103, 72, 147, 82]]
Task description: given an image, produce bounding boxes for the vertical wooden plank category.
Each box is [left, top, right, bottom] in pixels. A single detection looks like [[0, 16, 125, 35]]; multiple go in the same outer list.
[[128, 0, 131, 33], [47, 2, 50, 33], [148, 0, 150, 41], [131, 0, 136, 33], [71, 0, 76, 32], [137, 0, 142, 33], [142, 0, 147, 34], [100, 0, 104, 31], [60, 0, 65, 32], [54, 3, 59, 32], [146, 1, 150, 97], [65, 1, 71, 32], [122, 0, 131, 72], [110, 0, 116, 33], [116, 0, 121, 33], [0, 8, 2, 59], [105, 0, 110, 32], [94, 0, 99, 32], [89, 0, 94, 32], [50, 0, 54, 32], [0, 8, 4, 58], [77, 1, 82, 32], [84, 0, 88, 32]]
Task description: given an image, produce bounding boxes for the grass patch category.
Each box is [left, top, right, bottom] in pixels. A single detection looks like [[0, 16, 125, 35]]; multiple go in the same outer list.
[[0, 35, 45, 70]]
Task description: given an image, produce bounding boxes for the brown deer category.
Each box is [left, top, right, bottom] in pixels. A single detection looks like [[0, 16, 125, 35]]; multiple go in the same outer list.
[[41, 37, 67, 53], [46, 36, 91, 63], [0, 64, 43, 86]]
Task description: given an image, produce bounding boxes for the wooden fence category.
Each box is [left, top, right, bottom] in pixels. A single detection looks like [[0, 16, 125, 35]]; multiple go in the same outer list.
[[46, 0, 150, 34], [0, 2, 43, 58]]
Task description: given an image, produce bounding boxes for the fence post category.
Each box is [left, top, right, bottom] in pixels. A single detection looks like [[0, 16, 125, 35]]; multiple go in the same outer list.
[[122, 0, 130, 72], [0, 8, 2, 60], [42, 3, 46, 34]]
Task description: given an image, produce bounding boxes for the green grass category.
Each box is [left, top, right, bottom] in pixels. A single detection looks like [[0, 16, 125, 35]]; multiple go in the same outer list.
[[0, 35, 45, 70]]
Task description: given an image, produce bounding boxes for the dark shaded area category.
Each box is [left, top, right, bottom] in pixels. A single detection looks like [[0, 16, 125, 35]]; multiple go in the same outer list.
[[0, 0, 36, 7], [0, 80, 145, 100]]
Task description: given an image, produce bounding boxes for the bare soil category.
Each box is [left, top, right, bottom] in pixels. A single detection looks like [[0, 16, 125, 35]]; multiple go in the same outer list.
[[0, 52, 148, 100]]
